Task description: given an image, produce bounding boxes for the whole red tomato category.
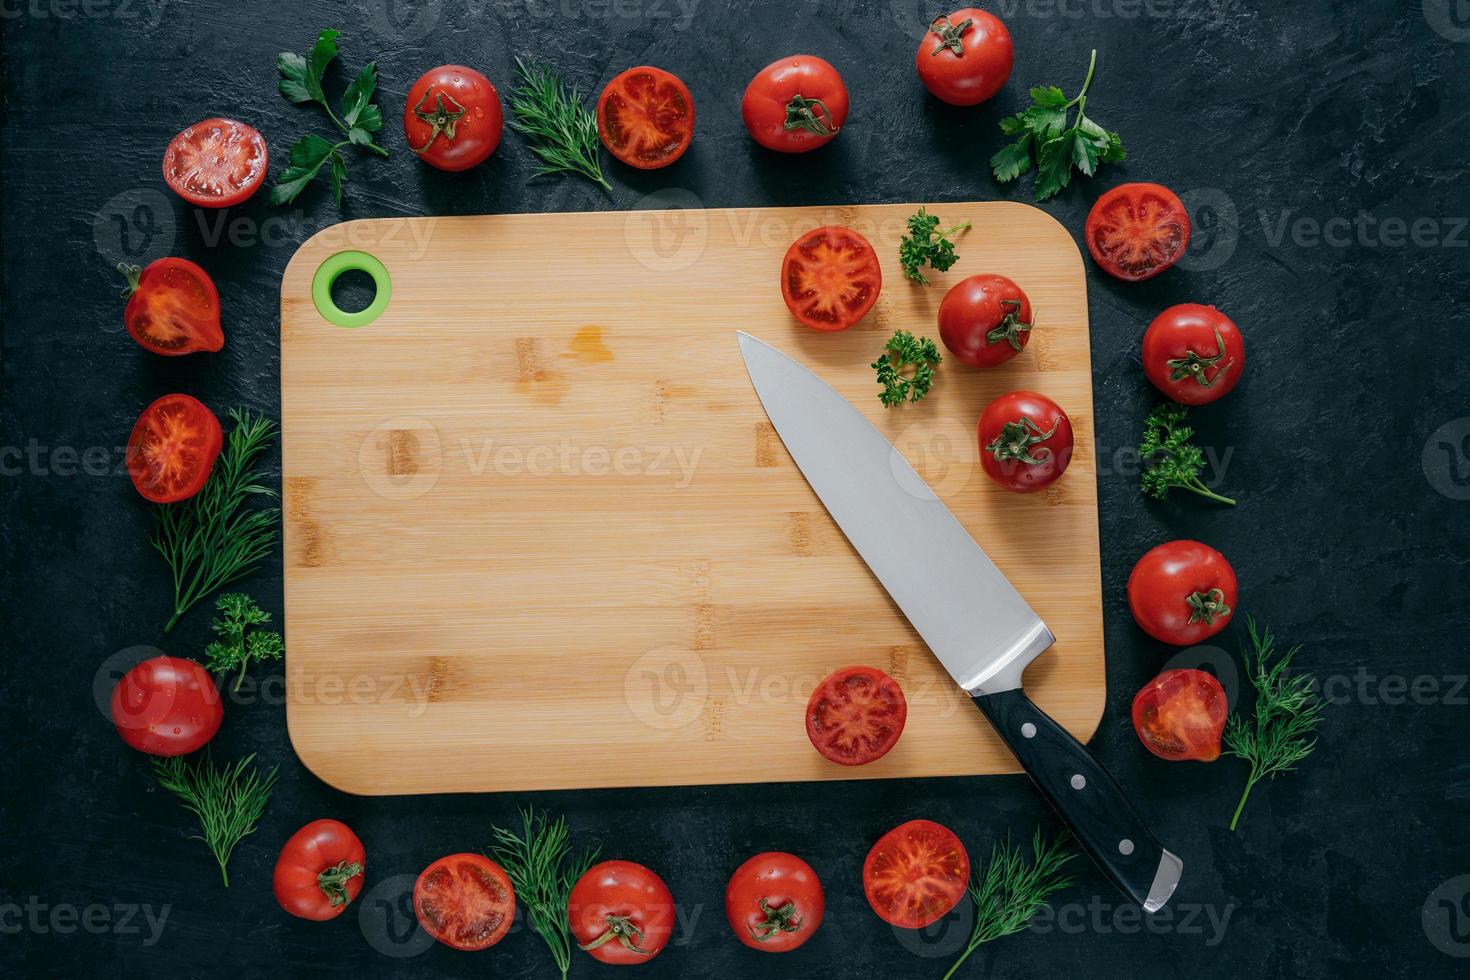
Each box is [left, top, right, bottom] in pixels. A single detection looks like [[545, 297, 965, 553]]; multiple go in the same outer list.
[[938, 273, 1033, 367], [1132, 669, 1228, 761], [1127, 540, 1237, 645], [404, 65, 503, 172], [1143, 304, 1245, 405], [110, 655, 223, 756], [413, 853, 515, 951], [121, 258, 223, 356], [1085, 182, 1191, 282], [742, 55, 849, 153], [725, 852, 824, 952], [915, 9, 1013, 106], [978, 391, 1073, 492], [273, 819, 366, 921], [569, 860, 674, 964]]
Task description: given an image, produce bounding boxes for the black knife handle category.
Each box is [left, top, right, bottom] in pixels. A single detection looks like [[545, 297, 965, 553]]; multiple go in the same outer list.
[[972, 688, 1181, 911]]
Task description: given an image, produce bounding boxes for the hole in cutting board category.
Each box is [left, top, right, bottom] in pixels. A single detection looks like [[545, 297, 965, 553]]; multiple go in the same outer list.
[[330, 268, 377, 314], [310, 250, 392, 328]]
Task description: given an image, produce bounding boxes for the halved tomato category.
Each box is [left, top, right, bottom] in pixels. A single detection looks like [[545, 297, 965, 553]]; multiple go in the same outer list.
[[780, 226, 882, 331], [1085, 182, 1191, 282], [863, 819, 970, 928], [125, 394, 223, 504], [597, 66, 695, 169], [413, 853, 515, 951], [120, 258, 223, 356], [162, 118, 268, 208], [806, 665, 908, 766], [1131, 669, 1228, 762]]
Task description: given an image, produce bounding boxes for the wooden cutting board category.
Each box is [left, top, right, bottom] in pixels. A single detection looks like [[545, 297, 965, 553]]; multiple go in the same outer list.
[[280, 201, 1103, 796]]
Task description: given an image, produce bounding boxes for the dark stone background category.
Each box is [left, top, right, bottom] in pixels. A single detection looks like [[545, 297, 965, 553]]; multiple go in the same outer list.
[[3, 1, 1468, 976]]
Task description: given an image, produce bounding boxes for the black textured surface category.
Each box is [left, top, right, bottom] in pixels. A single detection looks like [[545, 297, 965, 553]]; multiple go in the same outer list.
[[3, 2, 1469, 977]]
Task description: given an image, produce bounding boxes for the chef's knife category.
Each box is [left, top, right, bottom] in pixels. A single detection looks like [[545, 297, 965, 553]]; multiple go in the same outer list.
[[737, 331, 1181, 912]]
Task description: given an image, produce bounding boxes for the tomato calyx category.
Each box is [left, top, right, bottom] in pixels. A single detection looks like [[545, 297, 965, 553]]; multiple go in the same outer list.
[[748, 898, 802, 942], [317, 860, 364, 907], [784, 94, 838, 137], [929, 15, 973, 56], [986, 416, 1058, 465], [1186, 588, 1232, 625], [409, 89, 468, 154], [985, 299, 1034, 351], [118, 262, 144, 299], [579, 914, 654, 956], [1167, 327, 1235, 387]]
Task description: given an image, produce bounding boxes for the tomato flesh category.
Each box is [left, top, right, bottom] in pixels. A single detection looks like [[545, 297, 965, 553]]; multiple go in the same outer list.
[[780, 226, 882, 331], [863, 820, 969, 928], [126, 394, 223, 504], [162, 118, 268, 207], [413, 854, 514, 951], [1085, 182, 1191, 282], [598, 66, 694, 169], [806, 665, 908, 766], [123, 257, 223, 356], [1132, 669, 1228, 761]]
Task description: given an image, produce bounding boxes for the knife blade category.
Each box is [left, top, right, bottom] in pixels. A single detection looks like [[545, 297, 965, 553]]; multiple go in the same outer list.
[[737, 331, 1181, 912]]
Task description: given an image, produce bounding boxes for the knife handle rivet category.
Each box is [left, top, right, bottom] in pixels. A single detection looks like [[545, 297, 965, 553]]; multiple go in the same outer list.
[[1118, 838, 1135, 856], [1021, 722, 1037, 739], [1070, 773, 1086, 790]]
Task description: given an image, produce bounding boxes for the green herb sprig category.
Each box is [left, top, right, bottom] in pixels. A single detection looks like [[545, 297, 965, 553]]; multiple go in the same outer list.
[[991, 49, 1124, 201], [152, 410, 279, 633], [153, 751, 278, 887], [204, 593, 284, 691], [899, 208, 971, 285], [944, 830, 1075, 980], [489, 808, 599, 980], [1224, 618, 1323, 831], [872, 331, 941, 407], [508, 58, 611, 192], [273, 29, 387, 206], [1140, 403, 1236, 506]]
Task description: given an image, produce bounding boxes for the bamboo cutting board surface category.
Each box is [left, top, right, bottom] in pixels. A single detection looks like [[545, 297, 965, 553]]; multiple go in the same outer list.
[[280, 202, 1103, 796]]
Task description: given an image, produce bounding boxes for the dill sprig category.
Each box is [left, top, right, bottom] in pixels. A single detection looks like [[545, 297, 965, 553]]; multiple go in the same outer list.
[[944, 829, 1075, 979], [152, 410, 279, 633], [489, 807, 599, 979], [508, 58, 611, 192], [1224, 618, 1323, 831], [153, 751, 279, 887], [1140, 402, 1236, 505]]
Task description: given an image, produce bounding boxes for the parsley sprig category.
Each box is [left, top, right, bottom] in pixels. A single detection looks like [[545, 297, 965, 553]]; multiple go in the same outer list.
[[1140, 403, 1236, 506], [489, 808, 599, 980], [508, 58, 611, 192], [1224, 619, 1323, 831], [872, 331, 941, 407], [899, 208, 971, 285], [991, 49, 1124, 201], [273, 29, 387, 206], [204, 593, 284, 691], [943, 830, 1075, 980], [153, 751, 278, 887]]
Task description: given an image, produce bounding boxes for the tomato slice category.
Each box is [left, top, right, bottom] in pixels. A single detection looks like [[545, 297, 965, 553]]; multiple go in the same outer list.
[[863, 819, 970, 928], [125, 394, 223, 504], [597, 66, 695, 169], [805, 665, 908, 766], [1131, 669, 1228, 762], [1084, 182, 1191, 282], [413, 853, 515, 951], [780, 226, 882, 331], [122, 258, 223, 356], [162, 117, 268, 208]]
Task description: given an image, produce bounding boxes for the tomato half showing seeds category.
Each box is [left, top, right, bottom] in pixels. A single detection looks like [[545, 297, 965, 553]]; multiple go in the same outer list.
[[404, 65, 504, 172], [109, 655, 223, 756], [1132, 669, 1228, 762], [915, 8, 1014, 106], [413, 853, 515, 951], [806, 665, 908, 766], [162, 117, 268, 207], [273, 819, 366, 921], [978, 390, 1074, 493], [863, 820, 970, 929], [597, 66, 695, 169], [120, 257, 223, 356], [726, 851, 824, 953], [1142, 303, 1246, 405], [569, 860, 675, 964], [938, 273, 1034, 367], [742, 55, 849, 153], [1085, 182, 1191, 282], [125, 394, 224, 504], [1127, 540, 1238, 645], [781, 226, 882, 331]]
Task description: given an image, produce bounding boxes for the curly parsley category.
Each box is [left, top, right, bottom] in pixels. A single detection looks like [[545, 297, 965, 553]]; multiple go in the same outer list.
[[899, 208, 971, 285], [872, 331, 942, 407], [1140, 403, 1236, 505], [204, 593, 285, 691]]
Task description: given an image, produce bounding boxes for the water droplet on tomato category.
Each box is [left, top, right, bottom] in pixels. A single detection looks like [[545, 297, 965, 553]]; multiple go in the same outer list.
[[173, 727, 181, 734]]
